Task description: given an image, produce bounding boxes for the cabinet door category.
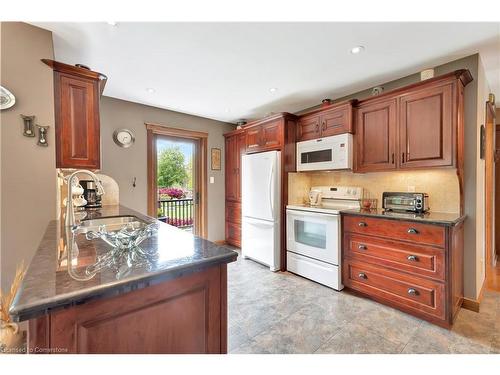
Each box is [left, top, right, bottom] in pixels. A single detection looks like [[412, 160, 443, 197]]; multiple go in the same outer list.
[[297, 115, 320, 141], [320, 105, 353, 137], [245, 127, 262, 152], [399, 83, 454, 168], [236, 133, 246, 201], [355, 99, 397, 172], [261, 120, 283, 150], [56, 73, 100, 169], [225, 136, 238, 201], [226, 220, 241, 247]]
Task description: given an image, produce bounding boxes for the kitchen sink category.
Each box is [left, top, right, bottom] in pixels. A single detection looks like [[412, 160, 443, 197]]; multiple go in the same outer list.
[[78, 215, 151, 233]]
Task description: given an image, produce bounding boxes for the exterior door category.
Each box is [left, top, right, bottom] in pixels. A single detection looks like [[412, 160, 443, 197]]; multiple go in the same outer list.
[[399, 83, 454, 168], [355, 98, 397, 172]]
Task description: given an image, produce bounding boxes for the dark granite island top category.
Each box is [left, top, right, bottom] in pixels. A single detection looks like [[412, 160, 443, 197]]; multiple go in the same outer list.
[[340, 208, 465, 226], [10, 205, 238, 323]]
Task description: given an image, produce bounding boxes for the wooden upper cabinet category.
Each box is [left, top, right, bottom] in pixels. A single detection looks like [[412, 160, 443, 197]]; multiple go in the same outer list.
[[43, 59, 107, 169], [320, 104, 353, 137], [244, 118, 283, 152], [245, 127, 262, 151], [297, 101, 354, 142], [297, 115, 320, 141], [355, 99, 397, 172], [261, 120, 282, 149], [354, 70, 472, 173], [399, 83, 454, 168]]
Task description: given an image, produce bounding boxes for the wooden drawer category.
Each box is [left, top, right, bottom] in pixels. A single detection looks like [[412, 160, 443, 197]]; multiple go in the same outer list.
[[345, 233, 445, 281], [343, 215, 445, 247], [344, 260, 445, 320], [225, 201, 241, 224]]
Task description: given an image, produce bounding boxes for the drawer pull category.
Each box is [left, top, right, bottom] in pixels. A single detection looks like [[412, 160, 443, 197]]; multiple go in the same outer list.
[[407, 228, 419, 234], [358, 272, 367, 279], [358, 222, 367, 227], [407, 288, 418, 296], [407, 255, 418, 262], [358, 244, 367, 250]]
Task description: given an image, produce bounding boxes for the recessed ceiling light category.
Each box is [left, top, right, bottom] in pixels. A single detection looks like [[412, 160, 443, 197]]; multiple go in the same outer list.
[[146, 88, 155, 93], [350, 46, 365, 54], [269, 87, 278, 93], [106, 21, 117, 26]]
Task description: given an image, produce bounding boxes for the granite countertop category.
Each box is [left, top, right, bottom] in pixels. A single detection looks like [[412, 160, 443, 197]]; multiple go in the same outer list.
[[9, 205, 238, 322], [341, 208, 465, 226]]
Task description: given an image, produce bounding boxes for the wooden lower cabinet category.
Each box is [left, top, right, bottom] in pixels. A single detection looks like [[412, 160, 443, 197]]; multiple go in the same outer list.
[[342, 214, 464, 328], [28, 265, 228, 354], [226, 219, 241, 247]]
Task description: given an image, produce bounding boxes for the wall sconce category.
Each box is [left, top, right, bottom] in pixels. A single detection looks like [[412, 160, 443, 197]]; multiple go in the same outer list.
[[36, 125, 49, 147], [21, 114, 35, 137]]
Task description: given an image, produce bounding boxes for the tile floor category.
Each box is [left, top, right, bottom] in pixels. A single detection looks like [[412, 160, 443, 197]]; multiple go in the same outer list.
[[226, 248, 500, 354]]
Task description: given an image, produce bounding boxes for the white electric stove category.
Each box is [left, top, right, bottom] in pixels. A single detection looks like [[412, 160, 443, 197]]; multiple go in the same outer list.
[[286, 186, 363, 290]]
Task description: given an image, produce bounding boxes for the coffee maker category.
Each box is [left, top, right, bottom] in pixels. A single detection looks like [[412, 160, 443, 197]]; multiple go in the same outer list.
[[80, 180, 102, 209]]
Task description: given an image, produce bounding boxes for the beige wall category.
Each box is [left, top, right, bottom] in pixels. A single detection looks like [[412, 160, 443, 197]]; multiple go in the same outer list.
[[292, 55, 483, 299], [0, 22, 56, 290], [99, 97, 235, 242]]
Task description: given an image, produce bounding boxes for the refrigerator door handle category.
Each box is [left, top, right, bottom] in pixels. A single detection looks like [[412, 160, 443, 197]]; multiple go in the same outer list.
[[244, 217, 275, 227], [268, 161, 274, 219]]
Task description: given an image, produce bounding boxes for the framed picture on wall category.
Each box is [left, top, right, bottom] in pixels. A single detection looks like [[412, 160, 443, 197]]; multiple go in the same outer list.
[[211, 148, 221, 170]]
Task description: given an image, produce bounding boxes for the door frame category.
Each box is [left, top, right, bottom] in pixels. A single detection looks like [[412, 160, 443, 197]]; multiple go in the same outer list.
[[146, 123, 208, 238], [485, 99, 496, 267]]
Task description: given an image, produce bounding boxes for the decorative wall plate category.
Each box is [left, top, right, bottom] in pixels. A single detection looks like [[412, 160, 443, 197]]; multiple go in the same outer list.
[[113, 128, 135, 148], [0, 86, 16, 110]]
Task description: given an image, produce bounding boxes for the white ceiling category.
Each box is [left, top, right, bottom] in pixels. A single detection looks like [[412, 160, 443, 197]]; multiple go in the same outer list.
[[34, 22, 500, 123]]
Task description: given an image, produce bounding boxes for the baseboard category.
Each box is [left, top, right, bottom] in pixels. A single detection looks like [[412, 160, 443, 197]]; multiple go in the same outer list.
[[461, 298, 480, 312], [461, 279, 486, 313], [213, 240, 227, 246]]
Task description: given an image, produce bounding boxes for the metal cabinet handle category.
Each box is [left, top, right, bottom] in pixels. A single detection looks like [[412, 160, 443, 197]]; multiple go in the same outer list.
[[402, 152, 405, 163], [358, 222, 367, 227], [322, 121, 326, 131], [358, 244, 367, 250], [407, 255, 418, 262], [316, 124, 320, 133], [391, 153, 395, 164], [407, 288, 418, 296], [358, 273, 367, 279], [407, 228, 419, 234]]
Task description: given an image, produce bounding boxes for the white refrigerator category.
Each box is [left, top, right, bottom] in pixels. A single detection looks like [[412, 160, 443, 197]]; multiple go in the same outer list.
[[241, 150, 281, 271]]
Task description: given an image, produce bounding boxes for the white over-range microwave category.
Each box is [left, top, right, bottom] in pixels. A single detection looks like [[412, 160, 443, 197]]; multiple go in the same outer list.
[[296, 133, 353, 172]]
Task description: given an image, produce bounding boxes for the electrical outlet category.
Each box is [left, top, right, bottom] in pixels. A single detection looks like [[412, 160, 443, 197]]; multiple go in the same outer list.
[[209, 176, 215, 184], [407, 185, 416, 192]]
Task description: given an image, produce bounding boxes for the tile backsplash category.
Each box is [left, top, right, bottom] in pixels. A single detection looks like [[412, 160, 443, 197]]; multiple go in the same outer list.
[[288, 169, 460, 213]]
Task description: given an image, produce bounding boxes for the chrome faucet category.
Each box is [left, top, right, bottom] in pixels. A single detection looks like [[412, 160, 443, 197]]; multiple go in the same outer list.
[[65, 170, 104, 229]]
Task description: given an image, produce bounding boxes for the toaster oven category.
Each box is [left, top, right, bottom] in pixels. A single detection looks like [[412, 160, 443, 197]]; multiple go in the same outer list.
[[382, 192, 429, 213]]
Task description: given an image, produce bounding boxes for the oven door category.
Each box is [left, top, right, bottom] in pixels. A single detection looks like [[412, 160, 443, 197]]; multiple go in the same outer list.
[[286, 209, 340, 265]]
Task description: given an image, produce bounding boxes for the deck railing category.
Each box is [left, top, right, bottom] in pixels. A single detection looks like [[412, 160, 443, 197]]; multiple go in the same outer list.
[[158, 198, 194, 228]]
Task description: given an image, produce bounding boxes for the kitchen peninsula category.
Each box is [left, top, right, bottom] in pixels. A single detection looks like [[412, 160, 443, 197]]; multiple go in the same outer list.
[[9, 206, 237, 354]]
